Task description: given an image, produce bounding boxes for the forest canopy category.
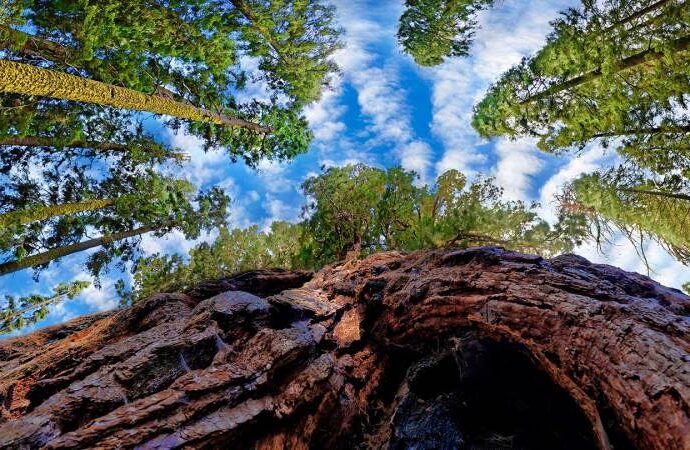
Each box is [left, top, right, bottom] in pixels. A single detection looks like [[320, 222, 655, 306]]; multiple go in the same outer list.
[[1, 0, 689, 335]]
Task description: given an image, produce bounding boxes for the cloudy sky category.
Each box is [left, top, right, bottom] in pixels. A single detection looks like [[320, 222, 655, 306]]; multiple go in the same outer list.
[[3, 0, 689, 335]]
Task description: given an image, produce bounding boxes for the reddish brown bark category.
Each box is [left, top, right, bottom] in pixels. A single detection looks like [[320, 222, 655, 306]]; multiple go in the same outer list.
[[0, 248, 688, 449]]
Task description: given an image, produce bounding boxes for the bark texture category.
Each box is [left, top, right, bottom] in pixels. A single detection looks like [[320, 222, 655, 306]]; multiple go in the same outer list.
[[0, 60, 269, 133], [0, 248, 688, 450]]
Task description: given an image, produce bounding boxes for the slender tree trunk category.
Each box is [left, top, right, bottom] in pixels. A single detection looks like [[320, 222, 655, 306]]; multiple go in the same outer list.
[[0, 58, 269, 133], [0, 198, 118, 229], [0, 136, 130, 152], [603, 0, 671, 32], [622, 187, 690, 201], [0, 135, 189, 161], [524, 35, 690, 103], [0, 25, 70, 63], [0, 293, 66, 333], [0, 225, 156, 276], [592, 124, 690, 138], [0, 26, 187, 104]]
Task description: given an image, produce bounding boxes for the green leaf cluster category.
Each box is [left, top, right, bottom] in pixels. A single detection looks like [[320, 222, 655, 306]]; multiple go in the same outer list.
[[398, 0, 494, 66], [0, 280, 89, 334], [563, 165, 690, 265], [121, 164, 589, 304]]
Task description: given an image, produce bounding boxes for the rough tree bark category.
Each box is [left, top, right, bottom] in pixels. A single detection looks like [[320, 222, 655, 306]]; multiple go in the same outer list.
[[0, 248, 688, 450]]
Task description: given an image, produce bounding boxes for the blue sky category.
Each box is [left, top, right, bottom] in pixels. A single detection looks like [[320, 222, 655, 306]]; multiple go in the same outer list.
[[3, 0, 690, 336]]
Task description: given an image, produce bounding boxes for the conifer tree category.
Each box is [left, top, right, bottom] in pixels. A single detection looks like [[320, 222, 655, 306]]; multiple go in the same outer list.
[[0, 101, 187, 177], [0, 0, 342, 163], [473, 0, 690, 175], [0, 280, 90, 334], [0, 172, 229, 279], [0, 59, 270, 132], [300, 164, 585, 266], [120, 164, 588, 304], [118, 221, 303, 304], [561, 166, 690, 264], [228, 0, 342, 105], [398, 0, 494, 66]]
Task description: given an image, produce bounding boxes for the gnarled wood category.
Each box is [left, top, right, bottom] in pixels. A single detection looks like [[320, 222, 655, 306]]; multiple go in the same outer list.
[[0, 248, 688, 449]]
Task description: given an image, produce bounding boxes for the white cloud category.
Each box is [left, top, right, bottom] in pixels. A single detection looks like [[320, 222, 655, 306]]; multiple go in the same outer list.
[[260, 195, 301, 231], [492, 138, 545, 201], [400, 140, 433, 183], [304, 83, 347, 143], [164, 127, 225, 188], [328, 0, 433, 180]]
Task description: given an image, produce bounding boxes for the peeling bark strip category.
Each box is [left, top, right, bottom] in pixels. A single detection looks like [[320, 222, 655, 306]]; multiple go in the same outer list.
[[0, 60, 270, 133], [0, 248, 688, 449]]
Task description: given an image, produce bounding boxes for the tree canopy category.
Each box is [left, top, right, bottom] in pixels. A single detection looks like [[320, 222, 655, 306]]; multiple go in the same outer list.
[[0, 0, 343, 331], [0, 280, 89, 334], [0, 170, 229, 281], [0, 0, 343, 165], [560, 165, 690, 266], [120, 164, 588, 303], [472, 0, 690, 176], [398, 0, 495, 66]]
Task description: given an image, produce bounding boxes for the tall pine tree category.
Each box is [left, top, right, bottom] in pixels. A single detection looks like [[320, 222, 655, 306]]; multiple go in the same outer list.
[[473, 0, 690, 176]]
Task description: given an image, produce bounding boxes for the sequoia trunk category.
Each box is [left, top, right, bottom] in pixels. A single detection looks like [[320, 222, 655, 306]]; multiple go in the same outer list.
[[0, 248, 687, 449]]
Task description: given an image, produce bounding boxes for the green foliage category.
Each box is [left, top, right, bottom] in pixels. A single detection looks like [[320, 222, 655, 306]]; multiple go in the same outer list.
[[300, 164, 585, 266], [118, 221, 303, 304], [0, 101, 187, 173], [472, 0, 690, 176], [122, 164, 588, 304], [0, 280, 89, 334], [0, 169, 229, 281], [561, 165, 690, 265], [229, 0, 342, 106], [398, 0, 494, 66], [1, 0, 343, 165]]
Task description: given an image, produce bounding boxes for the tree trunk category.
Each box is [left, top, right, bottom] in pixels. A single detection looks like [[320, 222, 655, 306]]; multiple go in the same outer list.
[[0, 135, 133, 152], [0, 25, 271, 134], [0, 248, 687, 449], [0, 293, 66, 334], [0, 225, 156, 276], [603, 0, 671, 33], [622, 188, 690, 201], [0, 60, 269, 133], [0, 135, 188, 162], [0, 25, 71, 63], [0, 198, 117, 228], [592, 124, 690, 139]]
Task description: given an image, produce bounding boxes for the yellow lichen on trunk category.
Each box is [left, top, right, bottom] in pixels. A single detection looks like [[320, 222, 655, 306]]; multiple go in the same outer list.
[[0, 60, 268, 132], [0, 198, 117, 229]]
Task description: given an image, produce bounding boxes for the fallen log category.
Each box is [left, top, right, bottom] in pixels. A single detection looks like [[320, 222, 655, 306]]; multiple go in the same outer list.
[[0, 248, 687, 449]]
